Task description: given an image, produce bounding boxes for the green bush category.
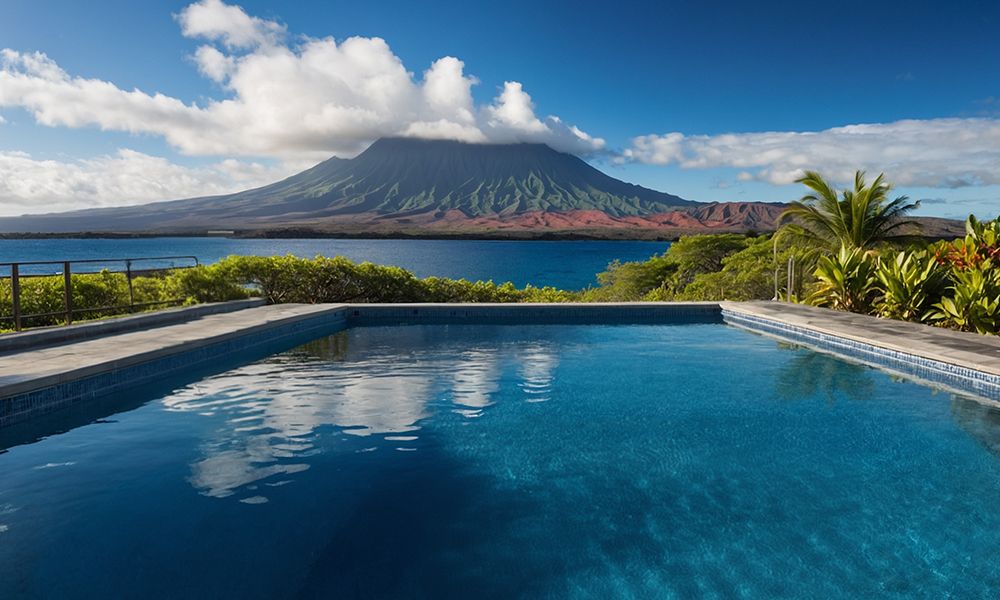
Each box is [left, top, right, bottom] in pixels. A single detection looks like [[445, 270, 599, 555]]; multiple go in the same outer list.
[[873, 250, 947, 322], [0, 270, 184, 329], [927, 265, 1000, 334], [206, 255, 579, 305], [582, 255, 677, 302], [677, 236, 809, 301], [0, 255, 586, 332], [805, 246, 878, 313], [582, 233, 762, 302]]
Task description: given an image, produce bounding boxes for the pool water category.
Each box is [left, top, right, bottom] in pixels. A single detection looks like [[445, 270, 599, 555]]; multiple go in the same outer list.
[[3, 324, 1000, 598]]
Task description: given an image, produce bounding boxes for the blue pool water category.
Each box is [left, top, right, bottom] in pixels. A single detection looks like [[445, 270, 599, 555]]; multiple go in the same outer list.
[[3, 324, 1000, 598], [0, 238, 669, 289]]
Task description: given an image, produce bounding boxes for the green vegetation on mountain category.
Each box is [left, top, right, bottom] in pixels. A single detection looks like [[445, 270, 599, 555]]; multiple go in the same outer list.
[[0, 138, 696, 233]]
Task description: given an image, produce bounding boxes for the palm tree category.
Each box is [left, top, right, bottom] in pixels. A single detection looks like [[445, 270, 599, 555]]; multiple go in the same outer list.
[[777, 170, 920, 250]]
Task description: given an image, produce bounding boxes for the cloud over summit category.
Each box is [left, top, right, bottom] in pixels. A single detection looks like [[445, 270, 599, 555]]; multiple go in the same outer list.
[[0, 0, 604, 162]]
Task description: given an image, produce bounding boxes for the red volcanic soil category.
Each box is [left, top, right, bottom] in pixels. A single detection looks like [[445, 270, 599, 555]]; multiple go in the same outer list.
[[364, 202, 789, 233], [279, 201, 962, 240]]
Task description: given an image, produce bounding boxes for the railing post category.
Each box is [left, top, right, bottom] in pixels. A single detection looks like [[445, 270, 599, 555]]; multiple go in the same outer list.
[[126, 259, 135, 312], [786, 256, 795, 302], [772, 237, 779, 301], [63, 261, 73, 325], [11, 264, 21, 332]]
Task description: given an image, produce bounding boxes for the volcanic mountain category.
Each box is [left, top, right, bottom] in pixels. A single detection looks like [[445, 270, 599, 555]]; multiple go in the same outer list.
[[0, 137, 919, 238]]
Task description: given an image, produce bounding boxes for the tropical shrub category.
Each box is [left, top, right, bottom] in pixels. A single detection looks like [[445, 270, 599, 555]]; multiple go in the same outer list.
[[581, 255, 677, 301], [677, 236, 811, 301], [933, 215, 1000, 271], [805, 245, 878, 313], [927, 265, 1000, 334], [583, 233, 753, 301], [873, 250, 948, 321]]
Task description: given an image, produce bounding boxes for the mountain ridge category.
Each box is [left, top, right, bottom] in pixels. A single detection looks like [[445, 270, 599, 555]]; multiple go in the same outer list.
[[0, 138, 964, 239]]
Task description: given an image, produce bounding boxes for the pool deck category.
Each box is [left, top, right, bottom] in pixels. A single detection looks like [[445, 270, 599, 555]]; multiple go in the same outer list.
[[0, 303, 351, 425], [0, 298, 266, 354], [3, 300, 1000, 425], [721, 301, 1000, 377]]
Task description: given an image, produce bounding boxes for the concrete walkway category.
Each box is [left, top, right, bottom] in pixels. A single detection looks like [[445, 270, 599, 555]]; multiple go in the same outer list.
[[0, 298, 266, 354], [722, 301, 1000, 377], [0, 303, 347, 400]]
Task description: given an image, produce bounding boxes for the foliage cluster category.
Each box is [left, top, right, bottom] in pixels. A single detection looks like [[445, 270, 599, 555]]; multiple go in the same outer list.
[[582, 233, 808, 302], [805, 215, 1000, 334], [206, 255, 574, 304], [0, 269, 215, 330], [1, 255, 575, 330]]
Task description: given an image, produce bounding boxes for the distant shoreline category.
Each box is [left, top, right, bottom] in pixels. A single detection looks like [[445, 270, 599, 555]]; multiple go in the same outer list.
[[0, 229, 695, 242], [0, 215, 964, 242]]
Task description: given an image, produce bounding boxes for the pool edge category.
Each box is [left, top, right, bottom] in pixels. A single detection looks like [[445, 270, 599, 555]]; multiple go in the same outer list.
[[5, 301, 1000, 426], [721, 303, 1000, 402]]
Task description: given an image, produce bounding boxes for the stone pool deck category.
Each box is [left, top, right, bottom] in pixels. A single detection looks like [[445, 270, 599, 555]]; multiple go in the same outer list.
[[0, 303, 351, 426], [3, 300, 1000, 426], [721, 301, 1000, 377]]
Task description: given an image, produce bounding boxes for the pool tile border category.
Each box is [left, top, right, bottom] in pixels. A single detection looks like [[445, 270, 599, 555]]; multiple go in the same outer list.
[[4, 300, 1000, 427], [0, 309, 348, 427], [347, 302, 722, 325], [721, 308, 1000, 402]]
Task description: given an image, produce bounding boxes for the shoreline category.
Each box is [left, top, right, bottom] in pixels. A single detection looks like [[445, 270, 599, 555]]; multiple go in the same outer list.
[[0, 229, 694, 242]]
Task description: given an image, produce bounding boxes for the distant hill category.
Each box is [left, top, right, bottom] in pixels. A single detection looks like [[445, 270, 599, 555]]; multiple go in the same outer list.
[[0, 138, 964, 239]]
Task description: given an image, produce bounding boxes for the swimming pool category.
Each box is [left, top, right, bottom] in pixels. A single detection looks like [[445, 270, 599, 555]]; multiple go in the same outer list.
[[2, 323, 1000, 597]]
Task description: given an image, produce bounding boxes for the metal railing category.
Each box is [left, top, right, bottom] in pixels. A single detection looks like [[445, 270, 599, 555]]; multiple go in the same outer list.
[[1, 256, 200, 332]]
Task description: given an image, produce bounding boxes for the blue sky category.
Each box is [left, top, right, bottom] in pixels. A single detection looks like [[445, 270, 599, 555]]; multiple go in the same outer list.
[[1, 0, 999, 218]]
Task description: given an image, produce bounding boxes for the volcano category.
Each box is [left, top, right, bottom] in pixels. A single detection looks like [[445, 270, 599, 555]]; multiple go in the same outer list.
[[0, 138, 799, 238]]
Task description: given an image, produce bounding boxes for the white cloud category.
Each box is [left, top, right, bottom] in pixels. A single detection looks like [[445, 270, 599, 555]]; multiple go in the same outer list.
[[0, 149, 293, 216], [0, 0, 604, 164], [623, 118, 1000, 189], [175, 0, 286, 49], [192, 45, 235, 82], [421, 56, 478, 125], [485, 81, 549, 135]]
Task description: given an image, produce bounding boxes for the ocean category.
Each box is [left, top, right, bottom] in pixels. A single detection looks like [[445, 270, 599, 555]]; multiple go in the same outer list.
[[0, 238, 670, 290]]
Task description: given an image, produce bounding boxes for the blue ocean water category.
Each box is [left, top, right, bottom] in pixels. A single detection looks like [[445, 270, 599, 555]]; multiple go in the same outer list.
[[2, 323, 1000, 598], [0, 238, 669, 289]]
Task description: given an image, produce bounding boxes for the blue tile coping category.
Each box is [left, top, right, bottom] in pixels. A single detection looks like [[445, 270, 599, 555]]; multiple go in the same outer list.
[[3, 300, 1000, 427], [721, 302, 1000, 403]]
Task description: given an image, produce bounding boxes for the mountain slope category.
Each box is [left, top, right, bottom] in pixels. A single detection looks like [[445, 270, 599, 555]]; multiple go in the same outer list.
[[0, 138, 696, 233], [0, 137, 961, 239], [235, 137, 698, 218]]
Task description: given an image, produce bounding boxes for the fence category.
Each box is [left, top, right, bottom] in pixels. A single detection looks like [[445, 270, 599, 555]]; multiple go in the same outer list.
[[1, 256, 199, 332]]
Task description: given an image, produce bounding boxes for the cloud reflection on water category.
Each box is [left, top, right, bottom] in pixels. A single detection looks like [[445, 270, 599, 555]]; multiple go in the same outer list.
[[161, 330, 559, 500]]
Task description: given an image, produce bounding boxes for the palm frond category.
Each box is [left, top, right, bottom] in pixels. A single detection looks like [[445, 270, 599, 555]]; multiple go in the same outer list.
[[776, 170, 921, 250]]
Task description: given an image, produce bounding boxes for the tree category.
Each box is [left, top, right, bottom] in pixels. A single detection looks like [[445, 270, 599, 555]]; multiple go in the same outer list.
[[778, 170, 920, 250]]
